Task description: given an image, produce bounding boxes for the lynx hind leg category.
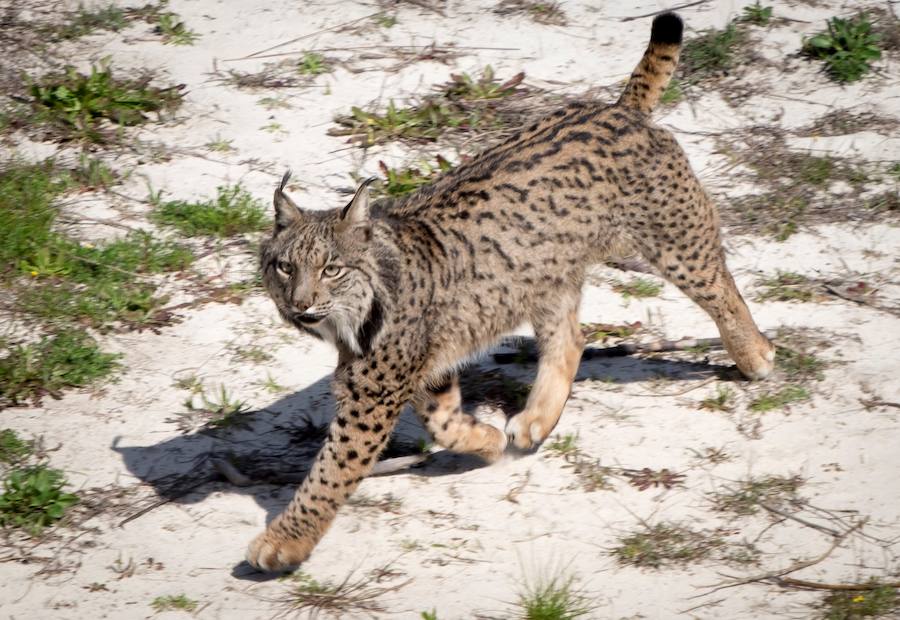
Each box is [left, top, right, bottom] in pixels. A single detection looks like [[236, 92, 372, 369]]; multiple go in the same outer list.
[[638, 192, 774, 380], [506, 293, 584, 450], [413, 375, 508, 462]]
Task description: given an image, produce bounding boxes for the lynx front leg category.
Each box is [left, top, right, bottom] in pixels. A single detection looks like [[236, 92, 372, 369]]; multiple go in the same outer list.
[[506, 293, 584, 450], [246, 359, 415, 572], [412, 375, 507, 462]]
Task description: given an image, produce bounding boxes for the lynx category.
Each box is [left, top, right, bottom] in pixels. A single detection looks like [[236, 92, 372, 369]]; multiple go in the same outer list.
[[248, 12, 774, 571]]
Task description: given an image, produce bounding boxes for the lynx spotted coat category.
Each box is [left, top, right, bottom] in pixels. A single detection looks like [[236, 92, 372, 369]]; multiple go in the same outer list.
[[248, 12, 775, 571]]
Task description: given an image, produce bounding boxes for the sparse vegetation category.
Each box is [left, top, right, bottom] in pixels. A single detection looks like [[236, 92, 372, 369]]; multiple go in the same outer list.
[[375, 156, 453, 197], [543, 433, 579, 457], [0, 331, 121, 407], [821, 583, 898, 620], [515, 567, 592, 620], [710, 474, 804, 516], [699, 386, 735, 412], [680, 23, 747, 82], [0, 430, 33, 464], [297, 52, 331, 76], [803, 14, 882, 83], [659, 78, 683, 105], [155, 12, 199, 45], [330, 67, 527, 146], [0, 465, 79, 535], [152, 185, 270, 237], [741, 2, 773, 26], [755, 272, 817, 302], [56, 3, 127, 40], [775, 345, 826, 381], [612, 522, 725, 568], [184, 384, 251, 429], [276, 569, 408, 617], [205, 135, 234, 152], [495, 1, 567, 26], [749, 385, 810, 412], [24, 62, 183, 143], [612, 278, 662, 300], [150, 594, 199, 612], [579, 321, 640, 344]]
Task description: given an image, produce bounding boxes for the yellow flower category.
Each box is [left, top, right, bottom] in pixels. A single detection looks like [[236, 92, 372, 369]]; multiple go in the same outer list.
[[30, 270, 38, 277], [852, 595, 866, 603], [83, 242, 94, 249]]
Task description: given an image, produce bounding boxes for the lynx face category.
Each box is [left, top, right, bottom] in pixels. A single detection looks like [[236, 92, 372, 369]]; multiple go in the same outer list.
[[259, 176, 385, 355]]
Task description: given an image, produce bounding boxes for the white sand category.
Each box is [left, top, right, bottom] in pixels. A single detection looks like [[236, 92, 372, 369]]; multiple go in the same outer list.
[[2, 1, 899, 618]]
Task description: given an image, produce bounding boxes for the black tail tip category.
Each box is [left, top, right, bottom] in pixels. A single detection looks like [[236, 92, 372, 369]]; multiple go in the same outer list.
[[650, 12, 683, 45]]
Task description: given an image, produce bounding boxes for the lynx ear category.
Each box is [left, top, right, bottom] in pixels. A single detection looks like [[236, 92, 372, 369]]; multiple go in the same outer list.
[[274, 170, 303, 229], [337, 177, 377, 232]]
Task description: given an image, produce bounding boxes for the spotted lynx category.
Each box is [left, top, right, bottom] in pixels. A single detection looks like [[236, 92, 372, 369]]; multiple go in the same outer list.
[[248, 12, 774, 571]]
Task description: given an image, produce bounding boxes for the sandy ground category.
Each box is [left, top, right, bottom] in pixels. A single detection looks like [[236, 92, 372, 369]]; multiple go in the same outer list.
[[2, 0, 899, 618]]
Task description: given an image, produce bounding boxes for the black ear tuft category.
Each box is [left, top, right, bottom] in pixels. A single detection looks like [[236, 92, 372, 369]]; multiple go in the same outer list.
[[274, 169, 303, 229], [650, 12, 683, 45]]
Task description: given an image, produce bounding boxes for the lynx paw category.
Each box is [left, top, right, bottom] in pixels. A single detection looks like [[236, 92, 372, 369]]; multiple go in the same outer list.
[[246, 527, 314, 572], [477, 412, 509, 461], [737, 338, 776, 381], [505, 412, 546, 450]]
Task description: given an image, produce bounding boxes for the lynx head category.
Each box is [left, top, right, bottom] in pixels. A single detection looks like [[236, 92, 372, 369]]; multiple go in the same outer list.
[[260, 171, 390, 356]]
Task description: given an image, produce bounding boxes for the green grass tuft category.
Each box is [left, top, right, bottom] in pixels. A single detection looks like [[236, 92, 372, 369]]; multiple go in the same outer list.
[[0, 331, 121, 406], [0, 465, 79, 535], [153, 185, 270, 237], [749, 385, 810, 412], [741, 2, 773, 26], [150, 594, 199, 612], [0, 430, 33, 464], [298, 52, 331, 76], [516, 569, 593, 620], [803, 14, 882, 83], [755, 271, 817, 302], [822, 583, 898, 619], [56, 3, 127, 40], [612, 277, 663, 300], [26, 62, 183, 143], [155, 13, 199, 45], [681, 23, 746, 81], [612, 523, 725, 569]]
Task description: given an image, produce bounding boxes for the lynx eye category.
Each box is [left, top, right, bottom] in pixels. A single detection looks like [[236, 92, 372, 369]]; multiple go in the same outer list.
[[321, 265, 341, 278], [276, 260, 294, 276]]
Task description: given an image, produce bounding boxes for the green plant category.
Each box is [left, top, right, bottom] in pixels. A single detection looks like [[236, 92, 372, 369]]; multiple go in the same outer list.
[[0, 430, 33, 464], [155, 12, 199, 45], [699, 386, 734, 412], [444, 65, 522, 101], [276, 569, 405, 617], [612, 523, 725, 568], [659, 78, 683, 104], [821, 583, 898, 619], [71, 153, 117, 189], [0, 466, 78, 534], [681, 23, 746, 81], [56, 3, 127, 40], [741, 2, 773, 26], [27, 62, 182, 142], [18, 231, 193, 328], [516, 568, 593, 619], [755, 271, 817, 302], [749, 385, 810, 412], [205, 135, 234, 152], [710, 474, 804, 515], [298, 52, 330, 76], [330, 67, 526, 146], [612, 277, 663, 300], [544, 433, 579, 457], [776, 346, 826, 381], [375, 13, 397, 28], [376, 156, 453, 197], [803, 14, 882, 82], [496, 1, 567, 26], [0, 331, 121, 406], [185, 384, 250, 428], [150, 594, 199, 612], [153, 185, 269, 237]]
